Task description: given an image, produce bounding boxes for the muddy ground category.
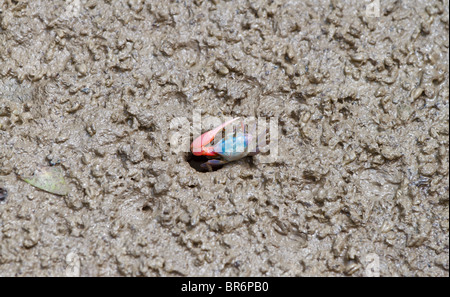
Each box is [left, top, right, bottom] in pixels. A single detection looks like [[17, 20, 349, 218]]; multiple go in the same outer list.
[[0, 0, 448, 276]]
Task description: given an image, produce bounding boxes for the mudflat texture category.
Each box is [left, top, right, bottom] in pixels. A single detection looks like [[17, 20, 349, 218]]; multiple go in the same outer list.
[[0, 0, 448, 276]]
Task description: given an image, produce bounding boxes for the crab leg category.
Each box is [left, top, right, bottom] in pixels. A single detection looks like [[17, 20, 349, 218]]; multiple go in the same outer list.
[[244, 121, 270, 156], [191, 117, 240, 156], [201, 159, 229, 172], [249, 129, 270, 156]]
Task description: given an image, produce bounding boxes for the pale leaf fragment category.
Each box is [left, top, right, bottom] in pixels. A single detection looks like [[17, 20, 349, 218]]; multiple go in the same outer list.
[[22, 166, 69, 196]]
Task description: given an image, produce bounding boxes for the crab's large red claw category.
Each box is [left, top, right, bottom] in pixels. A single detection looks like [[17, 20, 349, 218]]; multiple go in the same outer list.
[[191, 117, 240, 156]]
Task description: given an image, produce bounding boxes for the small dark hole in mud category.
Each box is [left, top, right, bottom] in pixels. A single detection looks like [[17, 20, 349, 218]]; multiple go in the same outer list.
[[186, 152, 222, 173], [142, 204, 152, 212]]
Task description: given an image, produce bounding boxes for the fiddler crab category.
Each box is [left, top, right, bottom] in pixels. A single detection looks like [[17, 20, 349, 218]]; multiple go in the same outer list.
[[191, 117, 269, 172]]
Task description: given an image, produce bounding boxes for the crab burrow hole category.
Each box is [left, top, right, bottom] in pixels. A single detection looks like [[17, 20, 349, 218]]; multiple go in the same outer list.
[[186, 152, 223, 173]]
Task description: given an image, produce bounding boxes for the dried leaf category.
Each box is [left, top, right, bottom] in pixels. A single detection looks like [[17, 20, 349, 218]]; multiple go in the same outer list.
[[22, 166, 69, 196]]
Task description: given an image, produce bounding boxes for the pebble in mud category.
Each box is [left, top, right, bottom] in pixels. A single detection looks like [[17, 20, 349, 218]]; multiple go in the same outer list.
[[0, 187, 7, 203]]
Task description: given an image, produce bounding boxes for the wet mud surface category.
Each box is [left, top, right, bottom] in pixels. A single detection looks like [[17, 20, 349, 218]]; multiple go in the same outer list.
[[0, 0, 448, 276]]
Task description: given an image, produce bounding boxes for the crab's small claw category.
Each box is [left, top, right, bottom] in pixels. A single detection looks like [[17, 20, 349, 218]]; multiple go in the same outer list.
[[191, 117, 240, 156]]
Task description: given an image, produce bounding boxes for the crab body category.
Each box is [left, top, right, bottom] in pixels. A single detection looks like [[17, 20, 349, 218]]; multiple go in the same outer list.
[[213, 132, 253, 160], [191, 118, 267, 171]]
